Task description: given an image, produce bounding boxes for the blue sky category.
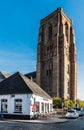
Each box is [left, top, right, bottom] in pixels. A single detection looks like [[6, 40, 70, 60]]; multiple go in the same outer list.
[[0, 0, 84, 99]]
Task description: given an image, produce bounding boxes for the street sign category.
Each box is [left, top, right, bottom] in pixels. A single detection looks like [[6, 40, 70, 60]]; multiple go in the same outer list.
[[61, 97, 64, 103]]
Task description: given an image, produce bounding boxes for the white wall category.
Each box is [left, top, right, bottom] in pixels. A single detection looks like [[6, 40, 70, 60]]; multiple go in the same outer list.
[[30, 94, 52, 115], [0, 94, 32, 115], [0, 94, 52, 116]]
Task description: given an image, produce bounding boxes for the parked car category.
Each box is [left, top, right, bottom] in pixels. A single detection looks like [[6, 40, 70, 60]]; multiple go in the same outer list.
[[65, 109, 79, 119], [73, 107, 82, 116], [81, 109, 84, 115]]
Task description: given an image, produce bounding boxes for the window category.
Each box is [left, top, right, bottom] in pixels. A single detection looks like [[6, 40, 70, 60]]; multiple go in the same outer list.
[[48, 24, 52, 39], [46, 70, 49, 76], [45, 103, 49, 113], [46, 69, 52, 77], [49, 70, 52, 76], [65, 23, 68, 41], [50, 104, 52, 111], [36, 102, 39, 112], [15, 99, 22, 113], [41, 25, 44, 41], [47, 46, 49, 51], [41, 102, 44, 112], [1, 99, 8, 113]]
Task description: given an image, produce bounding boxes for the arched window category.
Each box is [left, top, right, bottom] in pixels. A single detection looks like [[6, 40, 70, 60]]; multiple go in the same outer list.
[[70, 26, 73, 41], [65, 22, 68, 41], [48, 24, 52, 39], [41, 26, 44, 41], [70, 26, 72, 34]]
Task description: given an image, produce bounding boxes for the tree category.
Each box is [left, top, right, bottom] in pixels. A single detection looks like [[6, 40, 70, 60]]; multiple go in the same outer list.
[[53, 97, 61, 108], [53, 97, 84, 109]]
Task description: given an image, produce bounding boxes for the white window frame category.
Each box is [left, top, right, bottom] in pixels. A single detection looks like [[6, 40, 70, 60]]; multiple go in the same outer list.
[[14, 99, 22, 113]]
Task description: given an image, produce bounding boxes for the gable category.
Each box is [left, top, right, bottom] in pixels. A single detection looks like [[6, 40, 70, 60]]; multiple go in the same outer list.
[[0, 72, 32, 95]]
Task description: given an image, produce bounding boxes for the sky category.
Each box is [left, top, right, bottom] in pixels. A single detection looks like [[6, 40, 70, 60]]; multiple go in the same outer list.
[[0, 0, 84, 99]]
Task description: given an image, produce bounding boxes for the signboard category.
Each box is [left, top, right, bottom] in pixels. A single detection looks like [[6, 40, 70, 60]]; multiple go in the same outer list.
[[32, 103, 38, 112]]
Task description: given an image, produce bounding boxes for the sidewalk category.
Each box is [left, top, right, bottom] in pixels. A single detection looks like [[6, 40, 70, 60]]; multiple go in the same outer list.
[[0, 115, 67, 124], [28, 116, 67, 123]]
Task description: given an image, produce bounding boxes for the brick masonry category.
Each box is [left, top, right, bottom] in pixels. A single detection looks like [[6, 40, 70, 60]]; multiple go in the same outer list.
[[36, 7, 77, 100]]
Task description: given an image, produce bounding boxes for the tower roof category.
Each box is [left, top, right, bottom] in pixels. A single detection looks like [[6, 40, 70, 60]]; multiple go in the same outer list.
[[41, 7, 72, 24]]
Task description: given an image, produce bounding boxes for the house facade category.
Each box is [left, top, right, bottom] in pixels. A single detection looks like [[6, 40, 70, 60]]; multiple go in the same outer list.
[[0, 72, 52, 119], [0, 94, 52, 119]]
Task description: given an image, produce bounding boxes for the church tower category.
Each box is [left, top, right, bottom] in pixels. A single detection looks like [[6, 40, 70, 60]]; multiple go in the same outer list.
[[36, 8, 77, 100]]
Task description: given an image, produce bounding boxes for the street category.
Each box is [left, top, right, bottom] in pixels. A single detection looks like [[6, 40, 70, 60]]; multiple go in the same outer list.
[[55, 116, 84, 130], [0, 116, 84, 130]]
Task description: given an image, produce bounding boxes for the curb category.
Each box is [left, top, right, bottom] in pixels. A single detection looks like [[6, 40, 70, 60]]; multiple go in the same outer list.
[[3, 118, 68, 124]]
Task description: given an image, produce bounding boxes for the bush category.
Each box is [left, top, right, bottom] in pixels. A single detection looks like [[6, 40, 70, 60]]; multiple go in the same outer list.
[[76, 99, 84, 108], [64, 99, 76, 108], [53, 97, 61, 108], [53, 97, 84, 109]]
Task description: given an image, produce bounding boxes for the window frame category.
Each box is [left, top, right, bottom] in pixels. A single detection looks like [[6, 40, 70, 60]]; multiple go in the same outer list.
[[1, 99, 8, 113], [14, 99, 22, 113]]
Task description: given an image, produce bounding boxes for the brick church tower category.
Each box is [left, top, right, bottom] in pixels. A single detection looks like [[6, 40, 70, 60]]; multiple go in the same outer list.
[[36, 7, 77, 100]]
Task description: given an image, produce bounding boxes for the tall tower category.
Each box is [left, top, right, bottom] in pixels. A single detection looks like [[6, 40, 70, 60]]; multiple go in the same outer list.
[[36, 7, 77, 100]]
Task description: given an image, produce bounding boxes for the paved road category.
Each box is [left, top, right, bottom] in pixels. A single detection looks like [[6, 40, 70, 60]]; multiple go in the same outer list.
[[0, 116, 84, 130], [55, 116, 84, 130], [0, 121, 57, 130]]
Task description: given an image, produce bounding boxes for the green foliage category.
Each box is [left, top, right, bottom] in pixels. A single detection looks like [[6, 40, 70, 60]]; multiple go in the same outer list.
[[53, 97, 61, 108], [64, 99, 76, 108], [76, 99, 84, 107], [53, 97, 84, 109]]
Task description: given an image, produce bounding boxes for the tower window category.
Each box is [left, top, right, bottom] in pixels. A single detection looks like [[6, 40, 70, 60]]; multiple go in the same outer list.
[[46, 70, 49, 76], [49, 70, 52, 76], [47, 46, 49, 51], [46, 69, 52, 77], [65, 23, 68, 42], [41, 26, 44, 41], [48, 24, 52, 39]]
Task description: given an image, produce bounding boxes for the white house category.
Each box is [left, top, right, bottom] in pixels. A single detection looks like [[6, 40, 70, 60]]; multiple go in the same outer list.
[[0, 72, 52, 119]]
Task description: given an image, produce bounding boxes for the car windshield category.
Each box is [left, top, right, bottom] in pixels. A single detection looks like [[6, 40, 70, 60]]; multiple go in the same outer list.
[[68, 110, 75, 113], [74, 108, 81, 111]]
